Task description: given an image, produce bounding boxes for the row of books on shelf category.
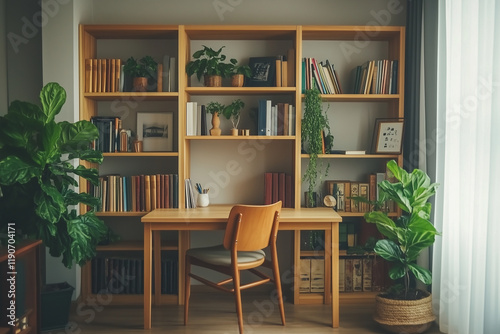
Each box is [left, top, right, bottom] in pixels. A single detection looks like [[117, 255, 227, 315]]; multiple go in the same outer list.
[[186, 102, 208, 136], [90, 255, 178, 295], [87, 174, 179, 212], [264, 172, 294, 208], [90, 116, 132, 153], [301, 57, 343, 94], [84, 55, 177, 93], [339, 256, 385, 292], [299, 258, 325, 293], [325, 172, 395, 213], [257, 100, 296, 136], [352, 59, 399, 94]]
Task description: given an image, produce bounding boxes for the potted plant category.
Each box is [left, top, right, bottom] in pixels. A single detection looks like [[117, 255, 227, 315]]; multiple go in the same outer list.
[[362, 160, 439, 333], [222, 99, 245, 135], [301, 88, 332, 207], [186, 45, 234, 87], [206, 101, 225, 136], [228, 59, 252, 87], [123, 55, 158, 92], [0, 82, 108, 268]]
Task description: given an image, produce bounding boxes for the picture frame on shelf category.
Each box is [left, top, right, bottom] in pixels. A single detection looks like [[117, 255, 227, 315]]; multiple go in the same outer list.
[[245, 56, 276, 87], [371, 118, 404, 154], [137, 112, 174, 152]]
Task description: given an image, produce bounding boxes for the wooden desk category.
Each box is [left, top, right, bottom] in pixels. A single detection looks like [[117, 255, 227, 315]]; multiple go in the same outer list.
[[142, 205, 342, 329]]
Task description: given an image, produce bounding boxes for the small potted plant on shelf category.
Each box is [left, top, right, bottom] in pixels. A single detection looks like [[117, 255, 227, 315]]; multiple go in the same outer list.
[[0, 82, 108, 268], [360, 160, 439, 334], [206, 101, 225, 136], [301, 88, 332, 207], [222, 99, 245, 135], [228, 59, 253, 87], [186, 45, 234, 87], [123, 55, 158, 92]]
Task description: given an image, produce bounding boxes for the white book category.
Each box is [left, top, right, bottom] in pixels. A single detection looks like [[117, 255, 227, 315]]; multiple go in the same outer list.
[[266, 100, 272, 136], [186, 102, 194, 136]]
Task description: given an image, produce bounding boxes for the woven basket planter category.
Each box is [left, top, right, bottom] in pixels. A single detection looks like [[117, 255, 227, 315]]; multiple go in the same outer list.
[[373, 290, 436, 334]]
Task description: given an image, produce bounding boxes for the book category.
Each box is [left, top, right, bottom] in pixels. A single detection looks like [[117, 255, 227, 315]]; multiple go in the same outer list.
[[362, 258, 373, 292], [299, 259, 311, 293], [344, 258, 353, 292], [330, 150, 366, 155], [338, 258, 345, 292], [310, 259, 325, 293], [352, 258, 363, 292]]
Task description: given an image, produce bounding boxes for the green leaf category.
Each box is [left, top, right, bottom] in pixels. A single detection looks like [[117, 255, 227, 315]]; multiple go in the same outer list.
[[58, 120, 99, 153], [64, 188, 100, 207], [40, 121, 62, 164], [40, 82, 66, 123], [389, 262, 406, 280], [34, 183, 65, 224], [67, 211, 108, 266], [71, 165, 99, 184], [408, 263, 432, 285], [68, 149, 103, 164], [404, 230, 436, 261], [0, 156, 39, 185], [364, 211, 398, 241], [374, 239, 403, 262]]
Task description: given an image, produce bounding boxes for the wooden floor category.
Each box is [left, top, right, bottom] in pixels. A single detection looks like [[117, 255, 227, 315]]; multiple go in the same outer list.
[[67, 287, 443, 334]]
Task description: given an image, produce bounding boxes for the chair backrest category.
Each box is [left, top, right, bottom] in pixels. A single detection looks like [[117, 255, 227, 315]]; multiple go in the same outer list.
[[223, 201, 282, 252]]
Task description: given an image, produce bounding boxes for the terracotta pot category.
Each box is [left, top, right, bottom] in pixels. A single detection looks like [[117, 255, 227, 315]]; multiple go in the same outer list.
[[133, 77, 148, 92], [210, 113, 221, 136], [231, 74, 244, 87], [204, 75, 222, 87], [373, 290, 436, 334]]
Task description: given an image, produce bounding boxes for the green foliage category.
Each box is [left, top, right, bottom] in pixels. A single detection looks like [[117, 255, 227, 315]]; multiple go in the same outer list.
[[222, 99, 245, 129], [301, 88, 332, 206], [363, 160, 439, 298], [228, 58, 253, 77], [0, 82, 108, 268], [123, 55, 158, 79], [206, 101, 225, 115], [186, 45, 235, 82]]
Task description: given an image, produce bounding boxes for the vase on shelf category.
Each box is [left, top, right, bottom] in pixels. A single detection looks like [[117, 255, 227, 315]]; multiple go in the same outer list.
[[204, 75, 222, 87], [210, 113, 222, 136]]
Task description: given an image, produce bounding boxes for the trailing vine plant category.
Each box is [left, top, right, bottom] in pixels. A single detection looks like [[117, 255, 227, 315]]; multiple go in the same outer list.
[[301, 88, 332, 207]]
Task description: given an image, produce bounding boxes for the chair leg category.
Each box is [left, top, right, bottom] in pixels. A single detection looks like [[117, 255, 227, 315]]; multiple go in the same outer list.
[[272, 257, 286, 326], [184, 255, 191, 325], [232, 268, 244, 334]]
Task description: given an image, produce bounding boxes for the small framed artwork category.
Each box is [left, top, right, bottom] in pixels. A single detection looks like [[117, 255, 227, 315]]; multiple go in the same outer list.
[[245, 56, 276, 87], [372, 118, 404, 154], [137, 112, 174, 152]]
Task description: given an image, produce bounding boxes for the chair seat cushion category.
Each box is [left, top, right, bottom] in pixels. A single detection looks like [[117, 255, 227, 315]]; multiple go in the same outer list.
[[187, 245, 265, 267]]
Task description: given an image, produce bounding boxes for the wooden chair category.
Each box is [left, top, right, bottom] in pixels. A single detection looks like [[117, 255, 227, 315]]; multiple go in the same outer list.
[[184, 201, 285, 333]]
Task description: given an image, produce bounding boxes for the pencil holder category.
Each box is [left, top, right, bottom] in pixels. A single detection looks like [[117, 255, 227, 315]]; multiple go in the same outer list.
[[197, 193, 209, 207]]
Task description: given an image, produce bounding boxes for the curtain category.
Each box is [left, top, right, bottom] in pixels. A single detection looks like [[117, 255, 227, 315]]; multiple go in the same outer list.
[[433, 1, 500, 333], [403, 0, 423, 172]]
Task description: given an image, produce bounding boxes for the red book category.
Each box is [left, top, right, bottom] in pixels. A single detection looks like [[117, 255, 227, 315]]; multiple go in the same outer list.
[[264, 172, 273, 205], [272, 173, 279, 203], [278, 173, 286, 205], [285, 174, 293, 208]]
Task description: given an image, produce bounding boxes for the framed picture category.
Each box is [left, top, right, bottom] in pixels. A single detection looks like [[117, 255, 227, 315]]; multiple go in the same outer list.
[[245, 56, 276, 87], [372, 118, 404, 154], [137, 112, 174, 152]]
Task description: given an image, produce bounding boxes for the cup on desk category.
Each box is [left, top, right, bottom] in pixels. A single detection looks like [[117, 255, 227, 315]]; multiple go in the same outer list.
[[197, 193, 209, 207]]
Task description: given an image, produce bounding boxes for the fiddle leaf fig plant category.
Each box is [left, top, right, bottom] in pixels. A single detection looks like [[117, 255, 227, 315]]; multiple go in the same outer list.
[[364, 160, 439, 299], [0, 82, 108, 268]]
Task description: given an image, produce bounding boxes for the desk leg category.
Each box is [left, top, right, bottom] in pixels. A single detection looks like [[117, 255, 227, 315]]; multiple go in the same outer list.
[[144, 223, 152, 329], [331, 222, 339, 328]]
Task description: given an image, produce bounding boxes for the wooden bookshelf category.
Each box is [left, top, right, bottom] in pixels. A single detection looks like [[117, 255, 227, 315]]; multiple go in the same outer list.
[[78, 24, 405, 305]]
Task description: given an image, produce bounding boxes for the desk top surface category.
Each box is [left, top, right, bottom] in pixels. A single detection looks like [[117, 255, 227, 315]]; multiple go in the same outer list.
[[141, 205, 342, 223]]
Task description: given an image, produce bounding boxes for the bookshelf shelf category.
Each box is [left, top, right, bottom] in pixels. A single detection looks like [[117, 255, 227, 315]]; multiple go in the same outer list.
[[186, 135, 295, 141], [83, 92, 179, 101], [102, 152, 179, 157], [97, 240, 178, 251], [301, 154, 400, 159], [186, 87, 296, 95]]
